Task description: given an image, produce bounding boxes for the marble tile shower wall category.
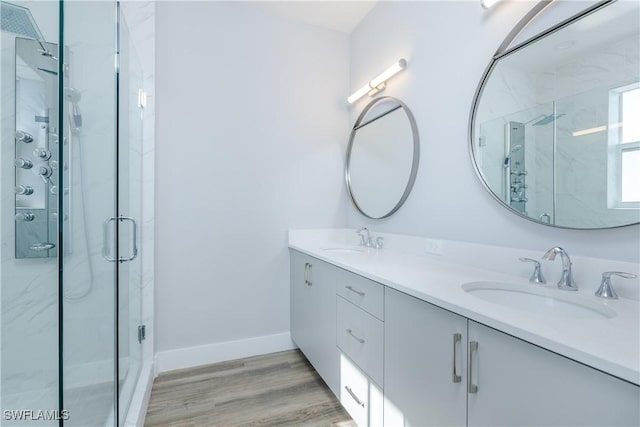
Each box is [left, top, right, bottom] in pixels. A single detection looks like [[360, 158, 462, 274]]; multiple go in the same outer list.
[[1, 7, 59, 419]]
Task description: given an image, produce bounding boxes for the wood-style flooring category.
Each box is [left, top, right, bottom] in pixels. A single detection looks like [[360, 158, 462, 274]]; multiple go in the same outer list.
[[145, 349, 355, 427]]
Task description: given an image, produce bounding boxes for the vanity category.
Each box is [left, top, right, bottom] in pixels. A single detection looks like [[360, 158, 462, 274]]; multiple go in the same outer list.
[[296, 1, 640, 425], [289, 230, 640, 426]]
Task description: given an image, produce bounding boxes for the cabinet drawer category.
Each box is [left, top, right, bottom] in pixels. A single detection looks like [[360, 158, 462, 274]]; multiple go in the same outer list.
[[339, 352, 383, 427], [335, 269, 384, 320], [337, 296, 384, 386]]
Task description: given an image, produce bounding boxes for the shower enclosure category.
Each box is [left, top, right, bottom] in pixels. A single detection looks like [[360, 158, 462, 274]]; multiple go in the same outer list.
[[1, 1, 147, 425]]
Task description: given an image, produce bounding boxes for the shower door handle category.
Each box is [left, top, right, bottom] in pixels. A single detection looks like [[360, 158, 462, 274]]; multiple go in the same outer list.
[[103, 216, 118, 262], [103, 216, 138, 262], [118, 216, 138, 263]]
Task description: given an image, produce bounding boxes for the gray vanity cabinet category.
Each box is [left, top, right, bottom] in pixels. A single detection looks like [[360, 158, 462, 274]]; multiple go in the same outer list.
[[289, 250, 339, 394], [384, 286, 639, 427], [467, 321, 640, 427], [291, 251, 639, 427], [384, 287, 468, 427]]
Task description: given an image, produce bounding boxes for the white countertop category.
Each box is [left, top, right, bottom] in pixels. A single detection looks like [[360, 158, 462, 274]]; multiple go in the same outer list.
[[289, 229, 640, 386]]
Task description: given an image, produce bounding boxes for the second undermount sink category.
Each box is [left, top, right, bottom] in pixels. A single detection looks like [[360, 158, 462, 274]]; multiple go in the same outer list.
[[462, 281, 616, 319]]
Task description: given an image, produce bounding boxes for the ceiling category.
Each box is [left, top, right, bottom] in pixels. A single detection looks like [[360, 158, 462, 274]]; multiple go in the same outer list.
[[252, 1, 378, 34]]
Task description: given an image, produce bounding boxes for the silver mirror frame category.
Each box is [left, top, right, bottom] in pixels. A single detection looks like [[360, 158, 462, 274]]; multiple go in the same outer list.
[[346, 96, 420, 219], [467, 0, 639, 230]]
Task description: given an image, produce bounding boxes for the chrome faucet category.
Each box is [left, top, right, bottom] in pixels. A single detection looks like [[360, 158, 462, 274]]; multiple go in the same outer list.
[[356, 227, 371, 247], [542, 247, 577, 291], [595, 271, 637, 299]]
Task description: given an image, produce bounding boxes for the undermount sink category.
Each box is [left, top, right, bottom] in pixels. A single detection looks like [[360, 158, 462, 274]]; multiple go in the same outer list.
[[462, 281, 616, 319], [320, 246, 366, 253]]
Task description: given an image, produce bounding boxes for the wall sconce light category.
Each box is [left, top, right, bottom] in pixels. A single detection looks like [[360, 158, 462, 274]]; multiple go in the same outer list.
[[347, 58, 407, 104], [481, 0, 502, 9]]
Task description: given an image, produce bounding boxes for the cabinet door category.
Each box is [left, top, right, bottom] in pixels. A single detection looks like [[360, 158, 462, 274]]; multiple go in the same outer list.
[[468, 321, 640, 427], [290, 250, 312, 353], [289, 250, 338, 393], [384, 288, 467, 427]]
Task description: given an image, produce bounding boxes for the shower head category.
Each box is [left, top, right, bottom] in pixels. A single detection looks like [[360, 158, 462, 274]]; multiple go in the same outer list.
[[532, 113, 565, 126], [1, 1, 44, 41]]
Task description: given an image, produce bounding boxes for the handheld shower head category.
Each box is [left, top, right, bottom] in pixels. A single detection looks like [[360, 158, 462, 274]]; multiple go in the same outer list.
[[65, 87, 82, 132]]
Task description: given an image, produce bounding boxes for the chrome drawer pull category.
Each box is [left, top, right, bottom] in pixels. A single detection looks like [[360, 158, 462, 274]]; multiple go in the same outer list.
[[346, 328, 365, 344], [345, 285, 365, 297], [452, 333, 462, 383], [468, 341, 478, 393], [345, 386, 365, 408], [304, 263, 312, 286]]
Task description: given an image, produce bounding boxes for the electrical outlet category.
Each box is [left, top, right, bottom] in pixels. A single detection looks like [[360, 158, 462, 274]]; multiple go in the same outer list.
[[425, 238, 444, 256]]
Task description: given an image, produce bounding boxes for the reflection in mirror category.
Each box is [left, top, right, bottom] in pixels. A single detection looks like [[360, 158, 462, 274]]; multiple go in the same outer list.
[[471, 0, 640, 229], [346, 97, 419, 219]]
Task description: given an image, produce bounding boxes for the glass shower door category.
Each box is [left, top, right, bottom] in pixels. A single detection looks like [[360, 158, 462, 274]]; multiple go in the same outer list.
[[116, 9, 144, 424], [61, 1, 118, 425]]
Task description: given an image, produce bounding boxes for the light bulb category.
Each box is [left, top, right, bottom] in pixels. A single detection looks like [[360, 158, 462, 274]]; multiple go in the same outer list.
[[481, 0, 501, 9], [347, 58, 408, 104], [370, 59, 407, 88]]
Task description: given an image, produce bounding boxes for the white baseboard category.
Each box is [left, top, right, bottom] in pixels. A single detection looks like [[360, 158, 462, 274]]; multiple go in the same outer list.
[[155, 332, 296, 373], [124, 361, 154, 427]]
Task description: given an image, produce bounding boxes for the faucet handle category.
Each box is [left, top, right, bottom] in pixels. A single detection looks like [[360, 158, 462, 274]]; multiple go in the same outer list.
[[356, 227, 367, 246], [519, 258, 546, 284], [374, 237, 384, 249], [595, 271, 638, 299]]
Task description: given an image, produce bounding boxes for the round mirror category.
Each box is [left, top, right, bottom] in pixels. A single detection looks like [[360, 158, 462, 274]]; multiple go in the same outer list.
[[470, 1, 640, 229], [346, 96, 419, 219]]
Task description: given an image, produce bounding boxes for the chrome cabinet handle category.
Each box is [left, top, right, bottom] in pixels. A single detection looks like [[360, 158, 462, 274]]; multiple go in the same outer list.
[[103, 217, 118, 262], [304, 263, 312, 286], [452, 333, 462, 383], [468, 341, 478, 393], [345, 285, 365, 297], [118, 216, 138, 263], [30, 242, 56, 252], [346, 328, 365, 344], [344, 386, 365, 408]]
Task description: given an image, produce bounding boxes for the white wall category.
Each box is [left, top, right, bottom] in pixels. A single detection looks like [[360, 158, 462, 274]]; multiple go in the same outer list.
[[155, 2, 349, 365], [347, 0, 639, 263]]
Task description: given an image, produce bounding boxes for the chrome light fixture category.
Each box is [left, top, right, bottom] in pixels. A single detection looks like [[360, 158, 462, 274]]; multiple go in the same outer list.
[[347, 58, 407, 104]]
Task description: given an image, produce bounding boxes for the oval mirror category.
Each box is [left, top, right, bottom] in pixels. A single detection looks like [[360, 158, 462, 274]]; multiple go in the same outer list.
[[346, 97, 419, 219], [470, 0, 640, 229]]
